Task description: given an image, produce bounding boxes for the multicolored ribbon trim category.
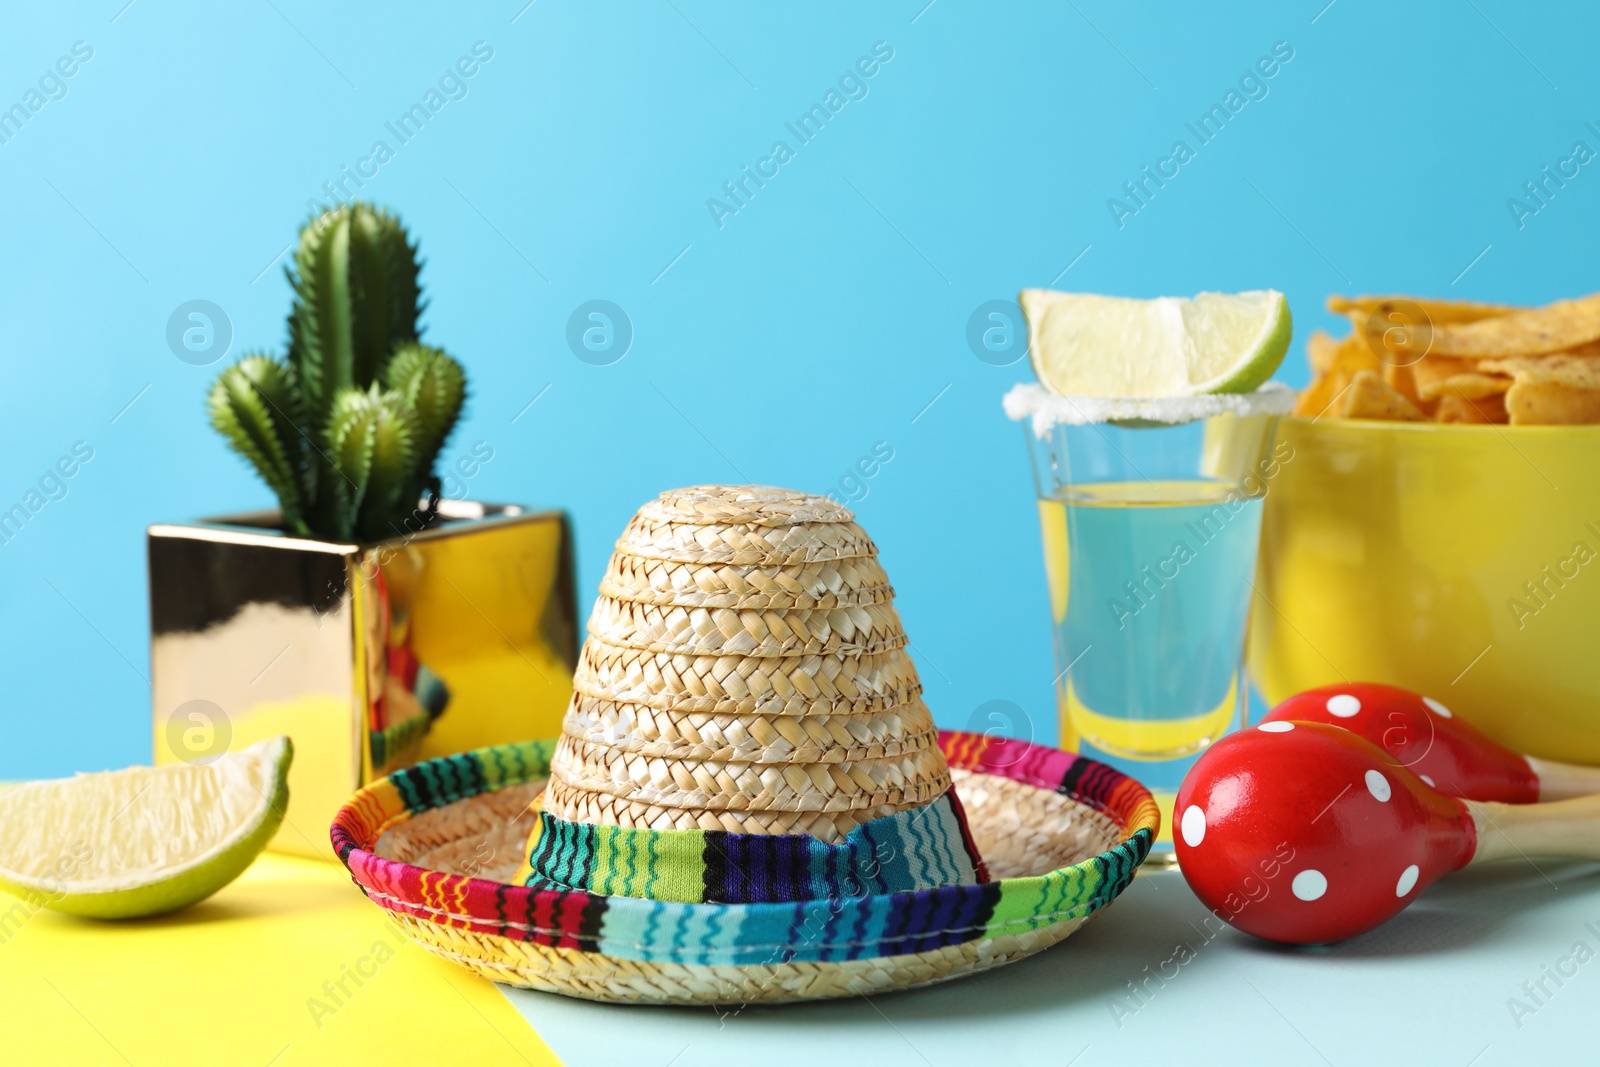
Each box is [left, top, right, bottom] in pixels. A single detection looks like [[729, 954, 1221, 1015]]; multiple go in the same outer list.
[[331, 732, 1158, 966], [520, 789, 989, 904]]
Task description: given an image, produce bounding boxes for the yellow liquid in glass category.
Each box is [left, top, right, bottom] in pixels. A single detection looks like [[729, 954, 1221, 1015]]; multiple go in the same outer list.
[[1040, 479, 1262, 847]]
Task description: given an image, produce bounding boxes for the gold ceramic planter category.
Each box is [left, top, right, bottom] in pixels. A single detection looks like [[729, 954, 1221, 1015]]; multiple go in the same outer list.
[[148, 501, 578, 858]]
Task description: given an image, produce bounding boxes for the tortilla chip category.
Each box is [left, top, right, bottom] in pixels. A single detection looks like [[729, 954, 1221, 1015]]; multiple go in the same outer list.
[[1327, 295, 1519, 325], [1412, 356, 1513, 401], [1342, 369, 1425, 421], [1354, 304, 1436, 367], [1448, 373, 1513, 400], [1296, 332, 1377, 417], [1412, 356, 1470, 400], [1435, 392, 1508, 424], [1295, 368, 1347, 417], [1504, 380, 1600, 425], [1478, 354, 1600, 390], [1557, 339, 1600, 359], [1382, 360, 1433, 412], [1429, 293, 1600, 358], [1305, 291, 1600, 422], [1307, 330, 1340, 376], [1331, 332, 1380, 376]]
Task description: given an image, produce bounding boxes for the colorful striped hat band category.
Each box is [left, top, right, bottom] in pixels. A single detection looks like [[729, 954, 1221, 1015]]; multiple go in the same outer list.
[[518, 788, 991, 905]]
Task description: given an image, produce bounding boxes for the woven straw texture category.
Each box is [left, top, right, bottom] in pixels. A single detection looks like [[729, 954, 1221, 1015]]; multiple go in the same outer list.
[[381, 908, 1081, 1004], [564, 696, 938, 762], [573, 644, 923, 715], [638, 485, 857, 527], [553, 485, 947, 841], [585, 598, 908, 658], [617, 514, 878, 567], [330, 731, 1158, 1005], [599, 554, 893, 610]]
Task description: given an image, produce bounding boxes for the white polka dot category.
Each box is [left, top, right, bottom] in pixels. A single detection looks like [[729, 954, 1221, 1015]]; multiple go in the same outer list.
[[1422, 696, 1453, 718], [1326, 694, 1362, 718], [1258, 721, 1295, 733], [1396, 865, 1420, 897], [1292, 870, 1328, 901], [1420, 774, 1436, 788], [1181, 805, 1207, 847], [1365, 769, 1392, 802]]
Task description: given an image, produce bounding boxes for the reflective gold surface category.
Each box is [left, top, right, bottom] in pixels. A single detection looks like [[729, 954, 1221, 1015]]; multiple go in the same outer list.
[[149, 502, 577, 858]]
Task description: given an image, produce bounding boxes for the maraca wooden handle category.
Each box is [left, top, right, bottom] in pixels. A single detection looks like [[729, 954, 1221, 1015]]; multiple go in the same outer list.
[[1528, 757, 1600, 801], [1467, 794, 1600, 863]]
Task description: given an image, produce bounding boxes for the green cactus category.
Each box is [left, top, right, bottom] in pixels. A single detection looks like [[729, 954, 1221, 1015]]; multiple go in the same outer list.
[[208, 203, 465, 543], [208, 355, 306, 532], [385, 342, 465, 511]]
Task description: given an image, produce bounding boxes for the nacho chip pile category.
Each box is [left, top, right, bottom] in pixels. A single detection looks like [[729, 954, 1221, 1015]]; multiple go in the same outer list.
[[1296, 293, 1600, 425]]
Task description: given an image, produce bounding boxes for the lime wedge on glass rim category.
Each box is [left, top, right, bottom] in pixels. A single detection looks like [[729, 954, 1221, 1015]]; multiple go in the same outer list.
[[0, 736, 292, 919], [1020, 289, 1291, 397]]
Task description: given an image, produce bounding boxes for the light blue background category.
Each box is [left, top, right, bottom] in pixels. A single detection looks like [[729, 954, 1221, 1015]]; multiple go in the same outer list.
[[3, 0, 1596, 778]]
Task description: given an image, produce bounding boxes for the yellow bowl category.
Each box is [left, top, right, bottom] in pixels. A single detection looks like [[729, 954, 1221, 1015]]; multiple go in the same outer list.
[[1247, 415, 1600, 763]]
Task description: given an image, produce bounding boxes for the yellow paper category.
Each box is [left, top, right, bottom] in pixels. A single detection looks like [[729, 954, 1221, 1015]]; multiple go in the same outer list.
[[0, 853, 562, 1066]]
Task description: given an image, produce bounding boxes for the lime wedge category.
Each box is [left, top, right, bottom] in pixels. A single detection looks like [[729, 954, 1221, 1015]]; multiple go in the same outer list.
[[1021, 289, 1291, 397], [0, 736, 292, 919]]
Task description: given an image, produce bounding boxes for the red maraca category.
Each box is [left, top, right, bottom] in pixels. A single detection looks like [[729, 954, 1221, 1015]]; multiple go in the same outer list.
[[1175, 721, 1600, 944], [1265, 682, 1600, 802]]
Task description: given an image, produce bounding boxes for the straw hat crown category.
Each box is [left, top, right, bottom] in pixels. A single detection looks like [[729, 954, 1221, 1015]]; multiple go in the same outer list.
[[545, 484, 951, 843]]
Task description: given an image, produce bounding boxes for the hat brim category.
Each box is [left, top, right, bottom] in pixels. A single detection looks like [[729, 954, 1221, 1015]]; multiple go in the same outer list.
[[331, 731, 1158, 1005]]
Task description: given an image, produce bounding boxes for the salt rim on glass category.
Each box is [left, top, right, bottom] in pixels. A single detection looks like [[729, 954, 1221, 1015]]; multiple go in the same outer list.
[[1003, 382, 1297, 437]]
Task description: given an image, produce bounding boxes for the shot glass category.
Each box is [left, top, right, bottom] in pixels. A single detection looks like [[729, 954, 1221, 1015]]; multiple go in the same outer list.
[[1008, 386, 1293, 868]]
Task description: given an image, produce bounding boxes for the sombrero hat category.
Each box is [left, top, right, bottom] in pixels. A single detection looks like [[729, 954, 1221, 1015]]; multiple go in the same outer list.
[[332, 486, 1157, 1004]]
